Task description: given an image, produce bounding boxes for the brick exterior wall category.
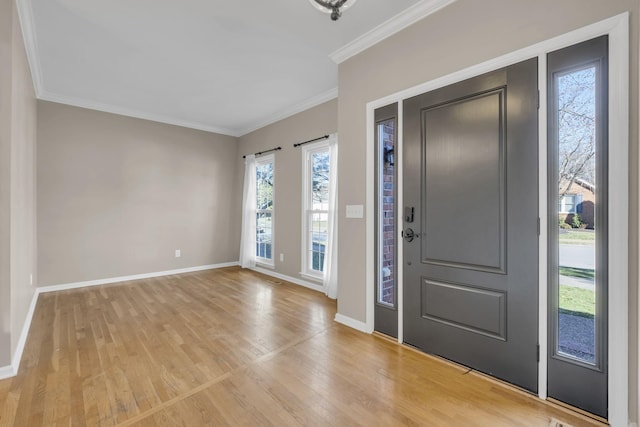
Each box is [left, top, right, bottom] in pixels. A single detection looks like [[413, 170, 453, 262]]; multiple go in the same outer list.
[[381, 120, 396, 306], [559, 180, 595, 229]]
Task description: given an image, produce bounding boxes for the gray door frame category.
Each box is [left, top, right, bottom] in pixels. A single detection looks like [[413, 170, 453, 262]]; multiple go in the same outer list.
[[362, 13, 628, 425]]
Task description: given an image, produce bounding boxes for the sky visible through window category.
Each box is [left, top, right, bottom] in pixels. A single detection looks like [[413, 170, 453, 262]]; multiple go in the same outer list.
[[556, 65, 597, 364]]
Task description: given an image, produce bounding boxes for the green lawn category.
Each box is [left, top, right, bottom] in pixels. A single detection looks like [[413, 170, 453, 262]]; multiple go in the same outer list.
[[559, 266, 595, 280], [559, 265, 595, 317], [559, 230, 595, 245], [559, 284, 595, 317]]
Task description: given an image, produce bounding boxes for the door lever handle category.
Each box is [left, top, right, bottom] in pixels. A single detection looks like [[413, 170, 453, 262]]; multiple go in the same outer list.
[[403, 228, 416, 242]]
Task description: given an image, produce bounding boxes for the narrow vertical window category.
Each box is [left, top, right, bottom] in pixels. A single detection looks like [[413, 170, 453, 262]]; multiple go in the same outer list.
[[374, 102, 398, 338], [554, 65, 600, 364], [553, 63, 601, 365], [547, 35, 608, 418], [302, 142, 330, 278], [377, 118, 396, 307], [256, 155, 274, 265]]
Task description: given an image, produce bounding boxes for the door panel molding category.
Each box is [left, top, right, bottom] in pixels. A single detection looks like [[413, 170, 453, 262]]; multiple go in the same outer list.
[[421, 89, 507, 274], [421, 278, 506, 340]]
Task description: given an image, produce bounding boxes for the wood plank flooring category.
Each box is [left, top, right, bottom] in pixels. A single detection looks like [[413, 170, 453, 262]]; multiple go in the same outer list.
[[0, 267, 606, 426]]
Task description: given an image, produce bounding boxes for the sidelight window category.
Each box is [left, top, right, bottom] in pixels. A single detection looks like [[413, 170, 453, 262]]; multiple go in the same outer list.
[[552, 64, 603, 365]]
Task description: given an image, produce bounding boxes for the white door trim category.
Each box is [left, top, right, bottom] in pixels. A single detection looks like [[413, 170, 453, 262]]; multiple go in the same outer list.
[[365, 12, 629, 425]]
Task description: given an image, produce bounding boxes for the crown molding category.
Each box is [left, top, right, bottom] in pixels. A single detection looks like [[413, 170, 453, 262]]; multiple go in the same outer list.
[[15, 0, 239, 137], [330, 0, 457, 64], [238, 87, 338, 137], [39, 90, 242, 137], [15, 0, 44, 95], [16, 0, 244, 137], [17, 0, 350, 138], [38, 87, 338, 139]]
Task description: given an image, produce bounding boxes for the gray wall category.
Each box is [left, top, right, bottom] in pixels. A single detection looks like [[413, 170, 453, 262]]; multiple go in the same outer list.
[[37, 102, 240, 286], [0, 0, 13, 368], [336, 0, 639, 420], [0, 0, 38, 366], [237, 99, 337, 281]]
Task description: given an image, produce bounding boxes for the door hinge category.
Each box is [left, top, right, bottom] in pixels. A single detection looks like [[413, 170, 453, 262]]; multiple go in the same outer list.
[[537, 217, 540, 236], [536, 344, 540, 362], [537, 90, 540, 109]]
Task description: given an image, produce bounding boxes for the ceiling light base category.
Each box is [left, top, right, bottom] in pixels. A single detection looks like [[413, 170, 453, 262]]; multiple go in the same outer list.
[[309, 0, 357, 21]]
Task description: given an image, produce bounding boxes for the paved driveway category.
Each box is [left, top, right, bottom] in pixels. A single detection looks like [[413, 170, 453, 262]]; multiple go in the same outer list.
[[559, 243, 595, 270]]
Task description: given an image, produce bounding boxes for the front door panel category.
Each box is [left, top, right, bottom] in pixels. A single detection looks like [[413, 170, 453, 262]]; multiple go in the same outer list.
[[403, 58, 539, 392], [422, 89, 506, 273]]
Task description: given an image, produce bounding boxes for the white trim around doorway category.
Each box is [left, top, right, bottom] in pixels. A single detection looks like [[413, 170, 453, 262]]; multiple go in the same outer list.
[[365, 12, 629, 426]]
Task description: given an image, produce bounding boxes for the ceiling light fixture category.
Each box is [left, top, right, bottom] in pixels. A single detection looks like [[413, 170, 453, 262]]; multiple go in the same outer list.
[[309, 0, 357, 21]]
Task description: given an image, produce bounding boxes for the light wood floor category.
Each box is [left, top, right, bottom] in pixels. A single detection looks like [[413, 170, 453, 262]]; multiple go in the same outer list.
[[0, 267, 606, 426]]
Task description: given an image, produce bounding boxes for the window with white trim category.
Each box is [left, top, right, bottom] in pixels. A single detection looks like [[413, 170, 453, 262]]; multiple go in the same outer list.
[[301, 142, 330, 278], [256, 155, 274, 265], [558, 194, 582, 214]]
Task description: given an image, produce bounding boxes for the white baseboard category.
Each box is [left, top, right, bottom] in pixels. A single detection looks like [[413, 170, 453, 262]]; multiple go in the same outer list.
[[0, 364, 15, 380], [38, 262, 239, 293], [334, 313, 372, 333], [251, 267, 325, 294], [249, 269, 372, 335], [2, 262, 239, 380], [11, 288, 40, 372]]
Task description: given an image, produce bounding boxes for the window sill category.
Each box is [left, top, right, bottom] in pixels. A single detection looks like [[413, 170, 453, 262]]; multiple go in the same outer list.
[[299, 272, 323, 283], [257, 261, 275, 269]]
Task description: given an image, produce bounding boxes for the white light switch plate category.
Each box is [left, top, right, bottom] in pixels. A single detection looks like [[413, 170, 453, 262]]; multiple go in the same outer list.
[[346, 204, 364, 218]]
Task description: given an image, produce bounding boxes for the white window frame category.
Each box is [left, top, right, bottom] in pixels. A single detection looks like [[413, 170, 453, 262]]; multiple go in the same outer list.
[[256, 154, 275, 267], [301, 140, 331, 281], [559, 194, 578, 214]]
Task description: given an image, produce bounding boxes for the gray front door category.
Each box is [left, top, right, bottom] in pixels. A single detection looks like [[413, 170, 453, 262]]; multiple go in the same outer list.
[[403, 58, 539, 392]]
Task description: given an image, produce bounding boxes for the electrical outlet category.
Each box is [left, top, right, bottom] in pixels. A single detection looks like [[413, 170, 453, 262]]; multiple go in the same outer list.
[[280, 253, 284, 262], [30, 274, 33, 286], [175, 249, 181, 258]]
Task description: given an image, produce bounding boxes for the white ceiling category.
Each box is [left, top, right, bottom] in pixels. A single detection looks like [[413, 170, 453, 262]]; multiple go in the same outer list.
[[21, 0, 450, 136]]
